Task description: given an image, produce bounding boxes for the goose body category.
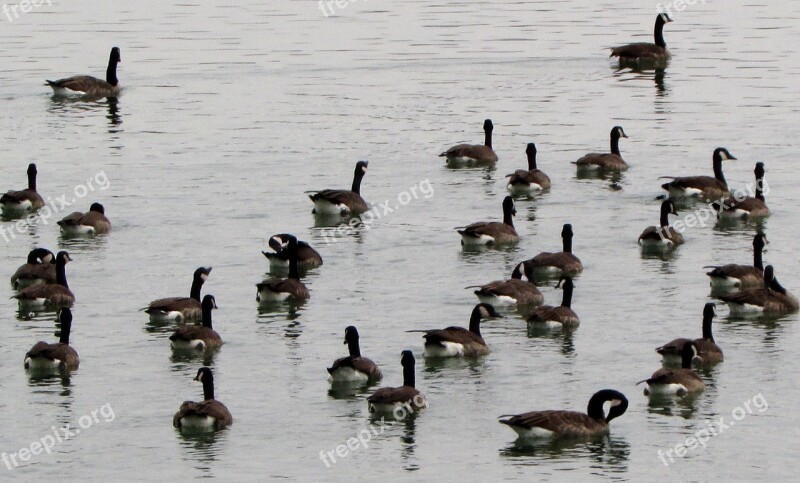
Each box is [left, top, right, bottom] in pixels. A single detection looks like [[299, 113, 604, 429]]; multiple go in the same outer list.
[[527, 278, 579, 328], [506, 143, 551, 194], [173, 367, 232, 431], [367, 351, 427, 416], [527, 224, 583, 277], [143, 267, 212, 322], [11, 248, 56, 289], [46, 47, 121, 98], [440, 119, 498, 165], [1, 163, 45, 214], [610, 13, 672, 64], [409, 304, 501, 358], [717, 162, 770, 219], [717, 265, 798, 315], [656, 303, 723, 366], [13, 251, 74, 310], [263, 234, 323, 269], [257, 235, 309, 302], [58, 202, 111, 236], [470, 262, 543, 307], [169, 295, 222, 350], [308, 161, 368, 216], [328, 326, 382, 383], [575, 126, 628, 170], [661, 148, 735, 200], [639, 199, 684, 247], [706, 233, 766, 290], [24, 308, 79, 371], [641, 342, 704, 396], [458, 196, 519, 246]]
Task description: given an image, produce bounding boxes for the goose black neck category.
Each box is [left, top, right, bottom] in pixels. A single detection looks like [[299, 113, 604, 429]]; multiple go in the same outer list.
[[468, 307, 483, 337], [702, 313, 714, 342], [586, 394, 606, 421], [713, 156, 726, 185], [654, 16, 667, 48], [189, 278, 204, 302], [527, 148, 538, 170], [288, 241, 300, 280], [351, 170, 364, 195], [659, 204, 671, 227], [753, 244, 764, 272], [561, 282, 573, 309], [106, 55, 119, 86], [201, 304, 214, 329], [681, 346, 694, 369], [770, 277, 787, 295], [484, 128, 493, 150], [28, 170, 37, 192], [403, 362, 415, 388], [202, 375, 215, 401], [347, 338, 362, 358], [59, 319, 71, 344], [56, 258, 69, 289], [562, 233, 573, 253], [611, 134, 622, 156], [503, 208, 514, 228], [755, 172, 765, 201]]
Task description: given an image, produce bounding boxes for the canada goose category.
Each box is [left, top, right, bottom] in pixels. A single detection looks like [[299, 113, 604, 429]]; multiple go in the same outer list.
[[656, 303, 723, 366], [1, 163, 45, 214], [13, 251, 74, 309], [440, 119, 498, 165], [10, 248, 56, 289], [526, 224, 583, 277], [173, 367, 232, 431], [256, 235, 309, 302], [308, 161, 369, 216], [262, 233, 323, 269], [717, 162, 770, 219], [468, 262, 543, 307], [46, 47, 121, 98], [506, 143, 551, 194], [639, 341, 705, 396], [610, 13, 672, 64], [24, 308, 79, 371], [57, 202, 111, 236], [169, 295, 222, 351], [705, 232, 767, 290], [638, 199, 684, 247], [498, 389, 628, 439], [575, 127, 629, 170], [717, 265, 799, 315], [407, 303, 502, 358], [367, 350, 427, 415], [327, 326, 383, 383], [661, 148, 736, 200], [457, 196, 519, 246], [527, 277, 580, 327], [142, 267, 212, 322]]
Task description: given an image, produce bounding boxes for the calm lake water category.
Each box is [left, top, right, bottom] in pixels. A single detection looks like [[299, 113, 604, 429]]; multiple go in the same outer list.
[[1, 0, 799, 481]]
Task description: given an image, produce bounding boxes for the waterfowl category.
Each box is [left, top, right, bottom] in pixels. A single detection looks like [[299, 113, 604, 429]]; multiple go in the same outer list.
[[638, 199, 684, 247], [327, 326, 382, 383], [717, 265, 799, 315], [661, 147, 736, 200], [656, 303, 723, 366], [717, 162, 770, 219], [468, 262, 543, 307], [256, 235, 309, 302], [367, 350, 427, 415], [440, 119, 498, 165], [408, 303, 501, 358], [639, 341, 705, 396], [308, 161, 369, 216], [10, 248, 56, 289], [262, 233, 323, 269], [142, 267, 212, 322], [498, 389, 628, 439], [46, 47, 121, 98], [575, 126, 629, 170], [173, 367, 232, 431], [169, 295, 222, 351], [57, 202, 111, 236], [527, 277, 580, 328], [526, 224, 583, 277], [610, 13, 672, 64], [1, 163, 45, 214], [705, 233, 767, 290], [457, 196, 518, 246], [24, 308, 79, 371], [13, 251, 74, 309], [506, 143, 551, 194]]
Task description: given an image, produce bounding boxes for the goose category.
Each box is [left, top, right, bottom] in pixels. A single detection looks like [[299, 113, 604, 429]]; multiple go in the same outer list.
[[661, 147, 736, 200], [575, 126, 629, 170], [10, 248, 56, 289], [527, 277, 580, 328], [13, 251, 74, 309], [407, 303, 501, 358], [639, 341, 705, 396], [262, 233, 323, 269], [173, 367, 232, 431], [468, 262, 543, 307], [656, 303, 723, 366], [308, 161, 369, 216], [256, 235, 309, 302], [142, 267, 212, 322], [526, 224, 583, 277], [1, 163, 45, 214], [24, 308, 79, 371], [367, 350, 427, 416], [57, 202, 111, 236], [440, 119, 498, 165], [498, 389, 628, 439], [705, 232, 767, 290], [46, 47, 121, 98], [327, 326, 382, 383], [717, 162, 770, 219], [638, 199, 684, 247], [457, 196, 519, 246], [610, 13, 672, 64], [169, 295, 222, 351], [506, 143, 551, 194], [717, 265, 799, 315]]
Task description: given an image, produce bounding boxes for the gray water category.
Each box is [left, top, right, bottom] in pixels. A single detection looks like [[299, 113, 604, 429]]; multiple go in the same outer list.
[[1, 0, 799, 480]]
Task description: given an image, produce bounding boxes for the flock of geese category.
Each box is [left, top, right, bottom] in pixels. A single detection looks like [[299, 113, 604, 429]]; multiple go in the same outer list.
[[3, 12, 796, 443]]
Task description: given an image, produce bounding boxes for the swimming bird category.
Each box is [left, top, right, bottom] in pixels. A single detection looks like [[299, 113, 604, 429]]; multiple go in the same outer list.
[[256, 235, 309, 302], [173, 367, 233, 431], [262, 233, 323, 269], [575, 126, 629, 170], [1, 163, 45, 214], [527, 277, 580, 328], [169, 295, 223, 351], [498, 389, 628, 439], [506, 143, 551, 195], [610, 13, 672, 65], [661, 147, 735, 200], [468, 262, 543, 307], [440, 119, 498, 165], [10, 248, 56, 290], [526, 224, 583, 277], [457, 196, 518, 246], [367, 351, 427, 416], [639, 341, 705, 396], [705, 232, 767, 291], [407, 303, 502, 358], [13, 251, 74, 310], [308, 161, 369, 216], [46, 47, 121, 98], [327, 326, 382, 383], [24, 308, 79, 372], [716, 162, 769, 219], [638, 199, 683, 247], [656, 303, 723, 366], [142, 267, 212, 322], [57, 202, 111, 236], [717, 265, 798, 315]]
